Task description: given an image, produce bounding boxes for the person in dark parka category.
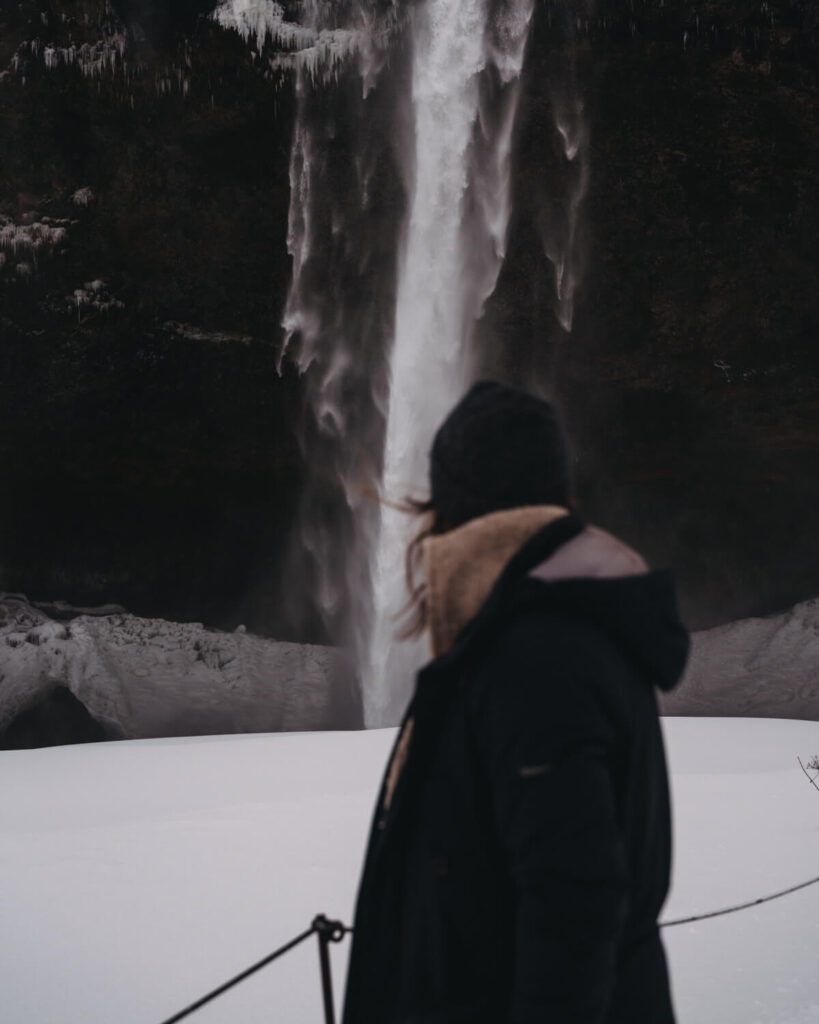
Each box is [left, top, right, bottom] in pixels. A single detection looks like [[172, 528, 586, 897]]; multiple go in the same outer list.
[[342, 381, 690, 1024]]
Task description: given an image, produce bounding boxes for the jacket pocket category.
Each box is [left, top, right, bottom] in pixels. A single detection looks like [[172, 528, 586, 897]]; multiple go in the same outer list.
[[403, 998, 492, 1024], [517, 762, 553, 778]]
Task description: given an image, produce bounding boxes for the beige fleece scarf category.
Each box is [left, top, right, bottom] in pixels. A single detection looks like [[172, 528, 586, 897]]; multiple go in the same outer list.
[[423, 504, 569, 659], [381, 505, 568, 812]]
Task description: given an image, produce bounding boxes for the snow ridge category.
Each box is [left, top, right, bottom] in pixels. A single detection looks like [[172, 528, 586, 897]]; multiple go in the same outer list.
[[0, 595, 343, 739], [660, 597, 819, 720]]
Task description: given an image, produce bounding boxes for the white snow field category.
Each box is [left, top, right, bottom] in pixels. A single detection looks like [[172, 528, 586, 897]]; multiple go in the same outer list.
[[2, 718, 819, 1024]]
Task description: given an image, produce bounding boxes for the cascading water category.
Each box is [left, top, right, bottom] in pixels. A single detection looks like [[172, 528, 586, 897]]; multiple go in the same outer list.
[[541, 65, 588, 334], [271, 0, 408, 689], [213, 1, 412, 726], [215, 0, 582, 726], [223, 0, 540, 724], [365, 0, 535, 726]]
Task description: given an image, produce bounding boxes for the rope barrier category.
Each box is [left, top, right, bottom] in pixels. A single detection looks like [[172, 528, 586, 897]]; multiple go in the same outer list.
[[660, 871, 819, 928], [156, 867, 819, 1023], [661, 756, 819, 927], [157, 915, 349, 1024]]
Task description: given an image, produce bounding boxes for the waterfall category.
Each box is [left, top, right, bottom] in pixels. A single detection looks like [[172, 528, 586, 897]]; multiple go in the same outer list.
[[543, 80, 589, 334], [223, 0, 537, 725], [364, 0, 535, 726], [271, 0, 408, 700]]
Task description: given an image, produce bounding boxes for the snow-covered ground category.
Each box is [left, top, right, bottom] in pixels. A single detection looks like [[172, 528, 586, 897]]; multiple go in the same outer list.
[[2, 718, 819, 1023]]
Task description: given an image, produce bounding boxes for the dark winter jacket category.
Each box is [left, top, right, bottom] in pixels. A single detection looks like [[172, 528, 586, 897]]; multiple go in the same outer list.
[[342, 510, 689, 1024]]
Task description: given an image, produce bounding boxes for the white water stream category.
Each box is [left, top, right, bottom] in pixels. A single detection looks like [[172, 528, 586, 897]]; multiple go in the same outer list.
[[215, 0, 544, 725], [365, 0, 535, 725]]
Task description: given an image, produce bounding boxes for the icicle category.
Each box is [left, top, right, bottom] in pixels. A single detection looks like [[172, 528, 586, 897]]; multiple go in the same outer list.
[[72, 187, 94, 206]]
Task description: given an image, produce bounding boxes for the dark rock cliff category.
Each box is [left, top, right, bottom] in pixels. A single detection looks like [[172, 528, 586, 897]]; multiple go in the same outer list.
[[1, 0, 817, 641], [1, 0, 304, 635], [486, 0, 819, 628]]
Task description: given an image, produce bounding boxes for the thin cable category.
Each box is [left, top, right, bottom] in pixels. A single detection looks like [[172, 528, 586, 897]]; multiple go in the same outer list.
[[154, 865, 819, 1023], [661, 872, 819, 928], [157, 924, 317, 1024]]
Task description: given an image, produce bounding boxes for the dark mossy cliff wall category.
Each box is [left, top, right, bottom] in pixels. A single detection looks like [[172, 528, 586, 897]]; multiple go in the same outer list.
[[1, 0, 304, 635], [488, 0, 819, 628], [1, 0, 817, 639]]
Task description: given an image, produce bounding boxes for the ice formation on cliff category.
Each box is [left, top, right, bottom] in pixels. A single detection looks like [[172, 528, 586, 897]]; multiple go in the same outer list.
[[68, 279, 125, 319], [71, 187, 95, 206], [211, 0, 390, 85], [0, 216, 70, 256], [212, 0, 315, 51]]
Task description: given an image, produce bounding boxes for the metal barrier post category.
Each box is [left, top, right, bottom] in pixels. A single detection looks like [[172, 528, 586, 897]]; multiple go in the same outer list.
[[312, 915, 347, 1024], [317, 927, 336, 1024]]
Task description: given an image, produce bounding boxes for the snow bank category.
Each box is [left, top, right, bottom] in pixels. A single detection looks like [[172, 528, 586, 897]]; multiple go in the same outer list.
[[2, 593, 817, 743], [0, 595, 345, 739], [661, 597, 819, 720], [1, 719, 819, 1023]]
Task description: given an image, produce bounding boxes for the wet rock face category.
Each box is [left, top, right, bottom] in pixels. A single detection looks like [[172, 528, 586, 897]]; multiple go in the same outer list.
[[0, 0, 306, 637], [488, 0, 819, 628], [1, 0, 817, 641]]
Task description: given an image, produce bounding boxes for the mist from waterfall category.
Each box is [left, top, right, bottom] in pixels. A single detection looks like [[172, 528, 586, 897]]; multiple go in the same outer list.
[[542, 74, 589, 334], [271, 0, 408, 711], [365, 0, 535, 726], [214, 0, 587, 726]]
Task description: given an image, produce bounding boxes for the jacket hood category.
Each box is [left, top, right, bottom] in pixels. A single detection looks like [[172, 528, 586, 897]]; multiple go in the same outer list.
[[424, 510, 689, 693]]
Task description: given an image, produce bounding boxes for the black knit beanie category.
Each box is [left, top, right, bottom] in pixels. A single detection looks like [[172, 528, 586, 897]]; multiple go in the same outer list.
[[430, 381, 571, 529]]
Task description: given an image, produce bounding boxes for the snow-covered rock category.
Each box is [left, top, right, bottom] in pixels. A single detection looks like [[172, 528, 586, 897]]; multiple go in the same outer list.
[[662, 598, 819, 720], [3, 592, 817, 745], [0, 595, 347, 741]]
